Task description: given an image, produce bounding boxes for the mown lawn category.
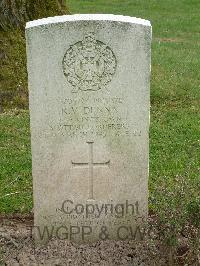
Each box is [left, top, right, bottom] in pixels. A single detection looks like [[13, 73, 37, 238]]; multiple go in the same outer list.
[[0, 1, 199, 230]]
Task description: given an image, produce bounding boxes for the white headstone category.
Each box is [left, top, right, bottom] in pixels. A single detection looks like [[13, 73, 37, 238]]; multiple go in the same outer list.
[[26, 14, 151, 244]]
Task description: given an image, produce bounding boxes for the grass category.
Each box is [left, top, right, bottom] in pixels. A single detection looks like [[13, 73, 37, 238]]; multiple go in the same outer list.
[[0, 110, 32, 213], [0, 0, 199, 236]]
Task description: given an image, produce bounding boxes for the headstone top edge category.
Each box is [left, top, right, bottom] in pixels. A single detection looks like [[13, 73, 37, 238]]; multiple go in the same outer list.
[[25, 14, 151, 29]]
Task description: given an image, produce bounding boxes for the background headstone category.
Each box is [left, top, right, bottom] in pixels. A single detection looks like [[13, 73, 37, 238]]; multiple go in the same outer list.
[[26, 14, 151, 244]]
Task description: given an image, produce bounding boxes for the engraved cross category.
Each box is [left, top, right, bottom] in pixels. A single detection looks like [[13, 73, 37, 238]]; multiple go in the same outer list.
[[71, 141, 110, 200]]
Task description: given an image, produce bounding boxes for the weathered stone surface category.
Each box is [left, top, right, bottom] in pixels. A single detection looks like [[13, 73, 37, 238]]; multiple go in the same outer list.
[[26, 14, 151, 244]]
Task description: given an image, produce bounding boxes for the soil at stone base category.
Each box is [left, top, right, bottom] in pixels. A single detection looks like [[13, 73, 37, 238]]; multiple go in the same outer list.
[[0, 214, 197, 266]]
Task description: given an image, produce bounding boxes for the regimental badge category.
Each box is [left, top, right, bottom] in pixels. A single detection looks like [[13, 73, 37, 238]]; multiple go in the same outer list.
[[63, 32, 117, 93]]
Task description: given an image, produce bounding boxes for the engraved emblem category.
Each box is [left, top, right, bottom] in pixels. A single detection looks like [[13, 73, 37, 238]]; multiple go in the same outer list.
[[63, 32, 117, 93], [72, 141, 110, 200]]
